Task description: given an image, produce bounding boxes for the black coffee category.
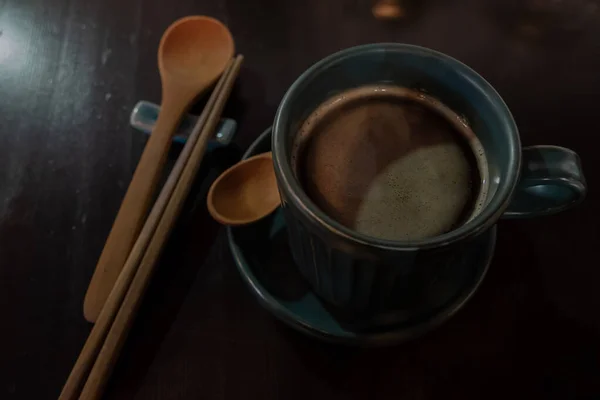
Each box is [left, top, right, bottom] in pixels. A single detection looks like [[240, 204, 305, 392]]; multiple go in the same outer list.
[[292, 85, 488, 241]]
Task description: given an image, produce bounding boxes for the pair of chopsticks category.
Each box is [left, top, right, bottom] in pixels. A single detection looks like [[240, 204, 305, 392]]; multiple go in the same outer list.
[[59, 55, 244, 400]]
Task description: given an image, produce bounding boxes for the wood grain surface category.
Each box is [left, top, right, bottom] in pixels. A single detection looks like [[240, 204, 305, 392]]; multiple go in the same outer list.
[[1, 0, 599, 399]]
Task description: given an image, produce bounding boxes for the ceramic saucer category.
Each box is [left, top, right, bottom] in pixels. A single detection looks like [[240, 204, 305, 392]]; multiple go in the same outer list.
[[228, 128, 496, 346]]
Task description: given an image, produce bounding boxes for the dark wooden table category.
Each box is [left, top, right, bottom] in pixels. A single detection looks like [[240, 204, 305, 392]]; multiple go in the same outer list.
[[1, 0, 599, 398]]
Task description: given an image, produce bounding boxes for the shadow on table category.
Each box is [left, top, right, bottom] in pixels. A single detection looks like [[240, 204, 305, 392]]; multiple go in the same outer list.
[[102, 142, 242, 398], [232, 212, 311, 301], [272, 221, 600, 397], [104, 71, 273, 398]]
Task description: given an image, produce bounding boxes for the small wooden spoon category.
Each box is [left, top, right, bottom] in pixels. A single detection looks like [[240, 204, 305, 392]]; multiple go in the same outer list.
[[84, 16, 234, 322], [207, 152, 280, 225]]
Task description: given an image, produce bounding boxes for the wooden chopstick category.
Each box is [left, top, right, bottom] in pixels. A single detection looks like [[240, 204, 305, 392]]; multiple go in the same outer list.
[[59, 55, 244, 400]]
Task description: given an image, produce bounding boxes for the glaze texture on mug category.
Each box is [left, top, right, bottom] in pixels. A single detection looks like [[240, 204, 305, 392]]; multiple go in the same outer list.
[[282, 202, 493, 320]]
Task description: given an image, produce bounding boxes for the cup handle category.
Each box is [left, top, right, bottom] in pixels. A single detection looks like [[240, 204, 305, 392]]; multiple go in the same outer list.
[[502, 145, 587, 218]]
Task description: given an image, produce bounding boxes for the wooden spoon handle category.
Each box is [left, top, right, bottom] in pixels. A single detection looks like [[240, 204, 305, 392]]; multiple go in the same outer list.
[[82, 62, 244, 400], [58, 56, 242, 400], [83, 97, 186, 322]]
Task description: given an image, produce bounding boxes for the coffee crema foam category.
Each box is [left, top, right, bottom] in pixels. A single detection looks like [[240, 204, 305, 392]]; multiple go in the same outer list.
[[292, 85, 489, 241]]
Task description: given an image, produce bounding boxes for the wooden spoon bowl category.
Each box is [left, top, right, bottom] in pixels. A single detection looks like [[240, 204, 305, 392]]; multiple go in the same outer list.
[[159, 16, 234, 91], [207, 152, 280, 225]]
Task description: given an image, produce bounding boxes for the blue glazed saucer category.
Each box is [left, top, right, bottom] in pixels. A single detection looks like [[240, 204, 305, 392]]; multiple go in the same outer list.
[[228, 128, 496, 346]]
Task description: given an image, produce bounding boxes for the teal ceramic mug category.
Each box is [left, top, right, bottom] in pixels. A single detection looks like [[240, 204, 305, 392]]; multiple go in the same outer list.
[[272, 44, 586, 327]]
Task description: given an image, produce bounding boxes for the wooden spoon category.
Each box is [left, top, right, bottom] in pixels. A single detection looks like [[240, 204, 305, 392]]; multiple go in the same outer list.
[[83, 16, 234, 322], [207, 152, 280, 225]]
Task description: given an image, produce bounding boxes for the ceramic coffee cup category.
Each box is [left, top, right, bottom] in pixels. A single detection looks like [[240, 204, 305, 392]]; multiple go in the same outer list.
[[272, 44, 586, 327]]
